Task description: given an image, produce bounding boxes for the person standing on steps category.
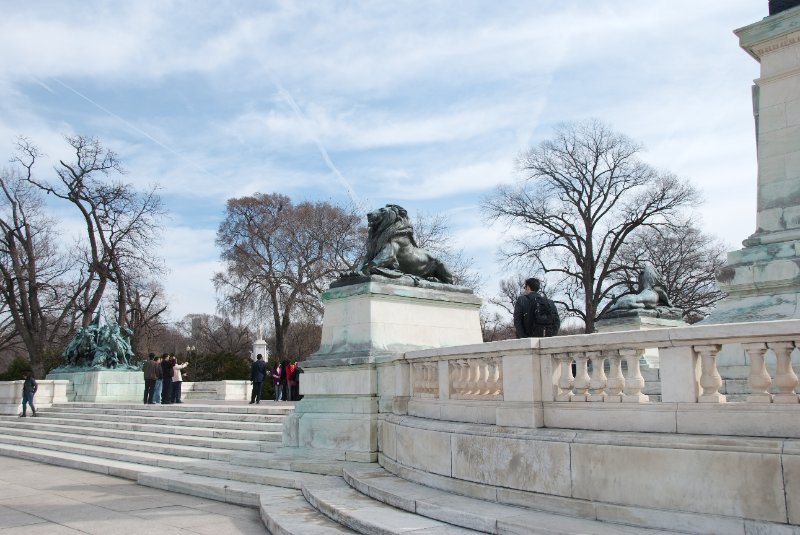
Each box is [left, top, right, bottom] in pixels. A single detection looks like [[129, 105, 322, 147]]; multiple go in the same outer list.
[[272, 361, 283, 401], [171, 355, 189, 404], [160, 353, 174, 404], [153, 355, 163, 404], [250, 354, 267, 404], [20, 370, 37, 417], [142, 353, 159, 405], [514, 277, 560, 338]]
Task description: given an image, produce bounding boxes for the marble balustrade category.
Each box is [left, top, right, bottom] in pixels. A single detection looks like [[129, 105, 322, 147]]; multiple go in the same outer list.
[[393, 319, 800, 437]]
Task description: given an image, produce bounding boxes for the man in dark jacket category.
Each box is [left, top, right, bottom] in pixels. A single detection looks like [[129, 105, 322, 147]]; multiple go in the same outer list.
[[142, 353, 158, 405], [514, 278, 560, 338], [20, 370, 37, 417], [250, 354, 267, 404], [160, 353, 174, 405]]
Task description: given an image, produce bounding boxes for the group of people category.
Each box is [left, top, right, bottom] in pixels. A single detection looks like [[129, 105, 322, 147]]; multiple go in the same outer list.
[[142, 353, 189, 405], [248, 354, 303, 404]]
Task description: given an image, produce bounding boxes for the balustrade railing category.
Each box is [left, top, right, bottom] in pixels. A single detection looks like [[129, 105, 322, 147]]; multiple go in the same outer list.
[[449, 357, 502, 400], [411, 361, 439, 398]]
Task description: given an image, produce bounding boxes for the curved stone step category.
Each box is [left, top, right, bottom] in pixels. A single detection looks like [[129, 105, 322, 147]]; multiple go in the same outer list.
[[0, 424, 245, 461], [342, 466, 667, 535], [0, 443, 168, 480], [29, 410, 284, 431], [0, 420, 277, 453], [229, 451, 368, 476], [182, 459, 340, 489], [302, 477, 482, 534], [138, 469, 267, 507], [0, 415, 281, 441], [260, 488, 359, 535], [45, 405, 290, 423], [0, 433, 197, 469], [55, 401, 294, 415]]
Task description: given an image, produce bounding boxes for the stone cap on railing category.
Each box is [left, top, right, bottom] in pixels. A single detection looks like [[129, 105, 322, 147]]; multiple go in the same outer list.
[[403, 319, 800, 361]]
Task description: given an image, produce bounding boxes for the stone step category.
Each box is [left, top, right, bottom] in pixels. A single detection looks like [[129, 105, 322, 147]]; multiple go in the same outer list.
[[0, 433, 199, 469], [32, 410, 284, 431], [44, 405, 289, 423], [0, 424, 248, 461], [1, 414, 282, 441], [342, 466, 666, 535], [182, 390, 218, 400], [260, 487, 359, 535], [138, 469, 268, 507], [55, 401, 294, 415], [182, 459, 341, 489], [0, 419, 279, 451], [0, 443, 167, 481], [303, 477, 482, 534], [228, 451, 365, 476]]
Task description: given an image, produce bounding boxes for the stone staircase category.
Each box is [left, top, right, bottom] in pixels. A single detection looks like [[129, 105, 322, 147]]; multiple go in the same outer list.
[[0, 402, 673, 534]]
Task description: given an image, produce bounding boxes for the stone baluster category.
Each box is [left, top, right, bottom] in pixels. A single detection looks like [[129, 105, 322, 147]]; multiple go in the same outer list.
[[694, 345, 725, 403], [770, 341, 799, 403], [620, 348, 649, 403], [555, 353, 574, 402], [449, 360, 459, 397], [480, 359, 492, 396], [455, 359, 468, 397], [492, 357, 503, 396], [742, 342, 772, 403], [587, 351, 608, 402], [572, 352, 591, 402], [469, 360, 480, 396], [605, 349, 625, 403]]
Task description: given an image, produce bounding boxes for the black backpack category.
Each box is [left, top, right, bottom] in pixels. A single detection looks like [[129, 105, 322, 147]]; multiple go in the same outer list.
[[527, 292, 556, 329]]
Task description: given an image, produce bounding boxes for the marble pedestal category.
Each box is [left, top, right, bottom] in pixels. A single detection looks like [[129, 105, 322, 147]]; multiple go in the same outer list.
[[704, 6, 800, 324], [46, 370, 144, 402], [595, 312, 687, 368], [281, 278, 482, 462]]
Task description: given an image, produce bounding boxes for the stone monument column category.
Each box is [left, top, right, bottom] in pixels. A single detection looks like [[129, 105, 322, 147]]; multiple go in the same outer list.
[[704, 2, 800, 323]]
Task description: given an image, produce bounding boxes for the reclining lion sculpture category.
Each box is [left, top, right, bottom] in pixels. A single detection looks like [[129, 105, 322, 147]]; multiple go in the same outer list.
[[356, 204, 454, 284]]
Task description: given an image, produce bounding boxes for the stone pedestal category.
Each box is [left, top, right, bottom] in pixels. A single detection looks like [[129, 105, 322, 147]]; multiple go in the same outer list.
[[281, 278, 482, 462], [705, 6, 800, 323], [252, 338, 267, 361], [595, 312, 688, 368], [46, 370, 143, 402]]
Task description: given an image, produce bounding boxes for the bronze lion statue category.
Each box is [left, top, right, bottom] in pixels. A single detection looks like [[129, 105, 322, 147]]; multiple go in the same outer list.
[[356, 204, 454, 284]]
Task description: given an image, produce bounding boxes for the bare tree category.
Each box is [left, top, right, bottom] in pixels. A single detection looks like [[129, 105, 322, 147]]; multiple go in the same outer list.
[[179, 314, 252, 358], [214, 193, 362, 360], [610, 222, 726, 323], [412, 211, 481, 290], [21, 135, 165, 328], [488, 273, 527, 315], [483, 120, 700, 332], [124, 278, 169, 356], [0, 163, 82, 376]]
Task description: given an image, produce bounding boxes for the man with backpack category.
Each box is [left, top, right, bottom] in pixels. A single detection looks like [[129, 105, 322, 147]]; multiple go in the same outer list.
[[514, 277, 560, 338]]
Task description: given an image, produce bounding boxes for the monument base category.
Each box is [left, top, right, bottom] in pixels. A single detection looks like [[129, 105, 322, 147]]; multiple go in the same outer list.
[[282, 279, 482, 462], [703, 237, 800, 324], [46, 370, 143, 402]]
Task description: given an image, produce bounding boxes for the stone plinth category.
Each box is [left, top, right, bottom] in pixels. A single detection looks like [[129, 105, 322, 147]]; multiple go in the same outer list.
[[595, 312, 688, 368], [705, 6, 800, 323], [46, 370, 143, 402], [281, 278, 482, 462]]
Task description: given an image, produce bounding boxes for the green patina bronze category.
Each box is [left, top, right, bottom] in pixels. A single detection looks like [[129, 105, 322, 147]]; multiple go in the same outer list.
[[57, 311, 137, 371]]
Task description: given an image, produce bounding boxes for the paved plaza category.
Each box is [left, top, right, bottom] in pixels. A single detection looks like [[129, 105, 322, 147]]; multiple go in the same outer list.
[[0, 456, 266, 535]]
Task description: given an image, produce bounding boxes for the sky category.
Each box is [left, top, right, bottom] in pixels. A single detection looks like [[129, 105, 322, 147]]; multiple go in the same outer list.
[[0, 1, 767, 322]]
